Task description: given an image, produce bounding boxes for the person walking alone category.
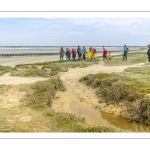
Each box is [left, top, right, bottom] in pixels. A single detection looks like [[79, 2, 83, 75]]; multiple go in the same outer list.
[[122, 45, 129, 61], [147, 47, 150, 62]]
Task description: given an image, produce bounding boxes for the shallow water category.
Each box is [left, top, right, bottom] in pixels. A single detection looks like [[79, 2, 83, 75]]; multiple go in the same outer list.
[[101, 112, 150, 132], [0, 46, 144, 54]]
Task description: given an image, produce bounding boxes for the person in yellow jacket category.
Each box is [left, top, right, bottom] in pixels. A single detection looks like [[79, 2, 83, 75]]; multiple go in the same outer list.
[[87, 47, 92, 61], [107, 51, 112, 60], [93, 48, 97, 61]]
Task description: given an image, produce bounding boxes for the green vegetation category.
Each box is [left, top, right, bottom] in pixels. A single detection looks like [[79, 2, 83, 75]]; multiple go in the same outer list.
[[0, 65, 16, 76], [15, 60, 99, 76], [0, 79, 120, 132], [11, 68, 51, 77], [104, 52, 147, 66], [124, 66, 150, 75], [79, 70, 150, 124], [79, 73, 145, 104], [8, 106, 119, 132], [22, 78, 66, 108]]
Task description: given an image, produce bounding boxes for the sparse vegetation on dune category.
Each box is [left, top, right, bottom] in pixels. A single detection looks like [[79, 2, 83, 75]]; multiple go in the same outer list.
[[23, 78, 66, 108], [0, 65, 16, 76], [104, 52, 147, 66], [11, 68, 51, 78], [1, 51, 150, 132], [79, 64, 150, 124], [0, 79, 120, 132], [14, 60, 99, 76]]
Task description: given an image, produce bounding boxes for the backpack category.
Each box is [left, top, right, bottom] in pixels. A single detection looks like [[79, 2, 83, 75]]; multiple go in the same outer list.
[[147, 50, 150, 55], [78, 48, 82, 56], [68, 50, 71, 55]]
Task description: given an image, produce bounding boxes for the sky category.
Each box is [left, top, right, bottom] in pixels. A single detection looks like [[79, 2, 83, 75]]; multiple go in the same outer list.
[[0, 17, 150, 46]]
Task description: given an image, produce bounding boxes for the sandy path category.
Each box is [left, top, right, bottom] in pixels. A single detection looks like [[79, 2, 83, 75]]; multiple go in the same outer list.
[[0, 73, 48, 85], [52, 62, 139, 126]]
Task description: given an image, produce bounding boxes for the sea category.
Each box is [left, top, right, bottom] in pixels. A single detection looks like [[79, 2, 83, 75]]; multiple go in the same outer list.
[[0, 46, 147, 54]]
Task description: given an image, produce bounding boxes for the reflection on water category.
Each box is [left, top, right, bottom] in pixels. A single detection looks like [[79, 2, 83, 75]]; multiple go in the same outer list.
[[101, 112, 150, 132]]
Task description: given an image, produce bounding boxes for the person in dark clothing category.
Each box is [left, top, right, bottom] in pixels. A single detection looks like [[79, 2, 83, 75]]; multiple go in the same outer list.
[[68, 49, 71, 61], [147, 47, 150, 62], [77, 45, 82, 61], [60, 47, 65, 62]]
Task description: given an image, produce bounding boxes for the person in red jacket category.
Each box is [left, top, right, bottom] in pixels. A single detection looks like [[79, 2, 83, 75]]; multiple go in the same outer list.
[[103, 48, 108, 61]]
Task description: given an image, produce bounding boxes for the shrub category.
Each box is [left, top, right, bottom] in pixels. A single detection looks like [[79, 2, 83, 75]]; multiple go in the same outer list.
[[24, 78, 66, 108], [0, 65, 16, 76]]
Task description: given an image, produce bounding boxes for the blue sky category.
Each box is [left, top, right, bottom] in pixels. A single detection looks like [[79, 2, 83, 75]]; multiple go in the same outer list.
[[0, 17, 150, 46]]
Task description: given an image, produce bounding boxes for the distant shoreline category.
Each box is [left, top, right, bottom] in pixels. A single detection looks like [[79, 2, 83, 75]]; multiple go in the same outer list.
[[0, 48, 147, 67]]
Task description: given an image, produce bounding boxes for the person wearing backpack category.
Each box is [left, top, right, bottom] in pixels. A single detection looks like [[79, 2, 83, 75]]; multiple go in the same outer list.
[[68, 49, 71, 61], [122, 44, 129, 61], [77, 45, 82, 61], [60, 47, 65, 62], [147, 47, 150, 62], [71, 48, 76, 61]]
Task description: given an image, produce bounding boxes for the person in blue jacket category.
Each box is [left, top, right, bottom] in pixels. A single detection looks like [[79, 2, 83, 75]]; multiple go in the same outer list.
[[122, 45, 129, 61], [147, 47, 150, 62]]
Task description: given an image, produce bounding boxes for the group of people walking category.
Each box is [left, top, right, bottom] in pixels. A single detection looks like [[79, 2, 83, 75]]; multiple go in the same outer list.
[[59, 45, 112, 62], [60, 44, 150, 63]]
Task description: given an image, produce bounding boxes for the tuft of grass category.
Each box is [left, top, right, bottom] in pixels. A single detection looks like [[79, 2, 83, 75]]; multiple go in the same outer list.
[[11, 68, 51, 77], [124, 66, 150, 75], [127, 97, 150, 124], [23, 78, 66, 108], [0, 65, 16, 76]]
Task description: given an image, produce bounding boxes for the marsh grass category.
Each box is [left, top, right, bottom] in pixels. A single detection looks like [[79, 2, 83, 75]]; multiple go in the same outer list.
[[79, 64, 150, 124], [0, 65, 16, 76], [8, 107, 120, 132], [124, 66, 150, 75], [15, 60, 99, 76], [10, 68, 51, 77], [22, 78, 66, 108], [104, 52, 147, 66], [79, 73, 146, 104]]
